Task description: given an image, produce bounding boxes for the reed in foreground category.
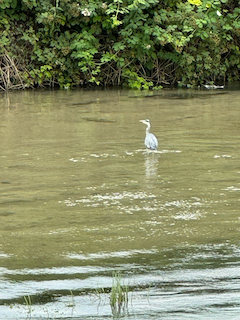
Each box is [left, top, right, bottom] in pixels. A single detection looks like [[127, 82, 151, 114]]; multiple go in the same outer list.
[[110, 272, 129, 317]]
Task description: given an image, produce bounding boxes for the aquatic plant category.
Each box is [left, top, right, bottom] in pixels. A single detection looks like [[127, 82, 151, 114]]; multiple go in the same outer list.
[[23, 295, 32, 316], [67, 290, 75, 308], [110, 272, 129, 317], [93, 272, 129, 316]]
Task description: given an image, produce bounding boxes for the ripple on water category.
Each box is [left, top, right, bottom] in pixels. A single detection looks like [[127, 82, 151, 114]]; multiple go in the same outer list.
[[60, 191, 156, 207], [68, 151, 135, 163], [65, 248, 158, 261], [68, 149, 182, 163], [223, 185, 240, 192], [163, 198, 206, 220], [60, 190, 207, 221]]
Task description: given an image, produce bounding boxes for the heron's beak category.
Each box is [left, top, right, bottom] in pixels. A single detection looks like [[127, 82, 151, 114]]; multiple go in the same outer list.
[[139, 120, 144, 123]]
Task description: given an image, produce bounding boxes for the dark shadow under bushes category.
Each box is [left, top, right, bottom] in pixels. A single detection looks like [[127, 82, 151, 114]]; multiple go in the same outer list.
[[0, 52, 27, 91]]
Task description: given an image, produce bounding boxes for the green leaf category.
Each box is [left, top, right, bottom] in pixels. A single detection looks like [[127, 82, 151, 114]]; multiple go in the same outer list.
[[113, 42, 126, 51]]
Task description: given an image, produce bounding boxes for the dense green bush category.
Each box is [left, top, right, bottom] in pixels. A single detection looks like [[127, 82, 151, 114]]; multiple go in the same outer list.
[[0, 0, 240, 89]]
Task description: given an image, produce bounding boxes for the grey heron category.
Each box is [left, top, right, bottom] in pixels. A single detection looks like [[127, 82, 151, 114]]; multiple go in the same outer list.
[[140, 119, 158, 150]]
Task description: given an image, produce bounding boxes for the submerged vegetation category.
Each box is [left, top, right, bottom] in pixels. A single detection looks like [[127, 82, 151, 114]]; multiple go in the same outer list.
[[21, 273, 130, 319], [110, 272, 129, 317], [1, 0, 240, 90], [23, 295, 32, 316], [94, 272, 130, 317]]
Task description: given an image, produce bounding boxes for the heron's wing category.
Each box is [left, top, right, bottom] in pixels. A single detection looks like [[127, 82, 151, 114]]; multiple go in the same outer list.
[[145, 133, 158, 150]]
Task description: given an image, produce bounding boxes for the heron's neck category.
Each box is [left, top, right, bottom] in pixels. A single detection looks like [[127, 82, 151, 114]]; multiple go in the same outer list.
[[146, 123, 150, 134]]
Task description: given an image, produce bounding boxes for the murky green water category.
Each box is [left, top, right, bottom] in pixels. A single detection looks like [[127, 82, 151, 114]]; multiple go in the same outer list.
[[0, 88, 240, 319]]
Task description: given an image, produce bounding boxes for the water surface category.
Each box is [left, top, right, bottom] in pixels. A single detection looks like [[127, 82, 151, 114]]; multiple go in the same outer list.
[[0, 88, 240, 319]]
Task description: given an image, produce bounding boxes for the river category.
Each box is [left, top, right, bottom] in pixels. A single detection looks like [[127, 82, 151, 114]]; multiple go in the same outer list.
[[0, 87, 240, 319]]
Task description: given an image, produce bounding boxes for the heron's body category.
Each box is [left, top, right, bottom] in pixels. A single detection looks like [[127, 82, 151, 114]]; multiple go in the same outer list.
[[140, 119, 158, 150]]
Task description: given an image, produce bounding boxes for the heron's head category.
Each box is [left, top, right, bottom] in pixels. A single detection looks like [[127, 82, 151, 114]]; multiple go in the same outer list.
[[139, 119, 150, 126]]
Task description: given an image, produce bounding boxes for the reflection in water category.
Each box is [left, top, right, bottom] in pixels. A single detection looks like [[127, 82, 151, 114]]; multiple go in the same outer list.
[[144, 152, 159, 178]]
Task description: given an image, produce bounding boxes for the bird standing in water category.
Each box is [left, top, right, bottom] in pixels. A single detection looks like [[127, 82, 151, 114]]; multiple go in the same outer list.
[[140, 119, 158, 150]]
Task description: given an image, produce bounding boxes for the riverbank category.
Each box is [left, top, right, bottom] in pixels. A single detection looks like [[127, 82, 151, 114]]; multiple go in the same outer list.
[[1, 0, 240, 90]]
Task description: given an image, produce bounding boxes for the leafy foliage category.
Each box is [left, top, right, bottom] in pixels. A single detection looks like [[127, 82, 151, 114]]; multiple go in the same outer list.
[[0, 0, 240, 89]]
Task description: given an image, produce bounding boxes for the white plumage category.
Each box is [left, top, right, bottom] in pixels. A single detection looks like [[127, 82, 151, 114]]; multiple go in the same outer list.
[[140, 119, 158, 150]]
